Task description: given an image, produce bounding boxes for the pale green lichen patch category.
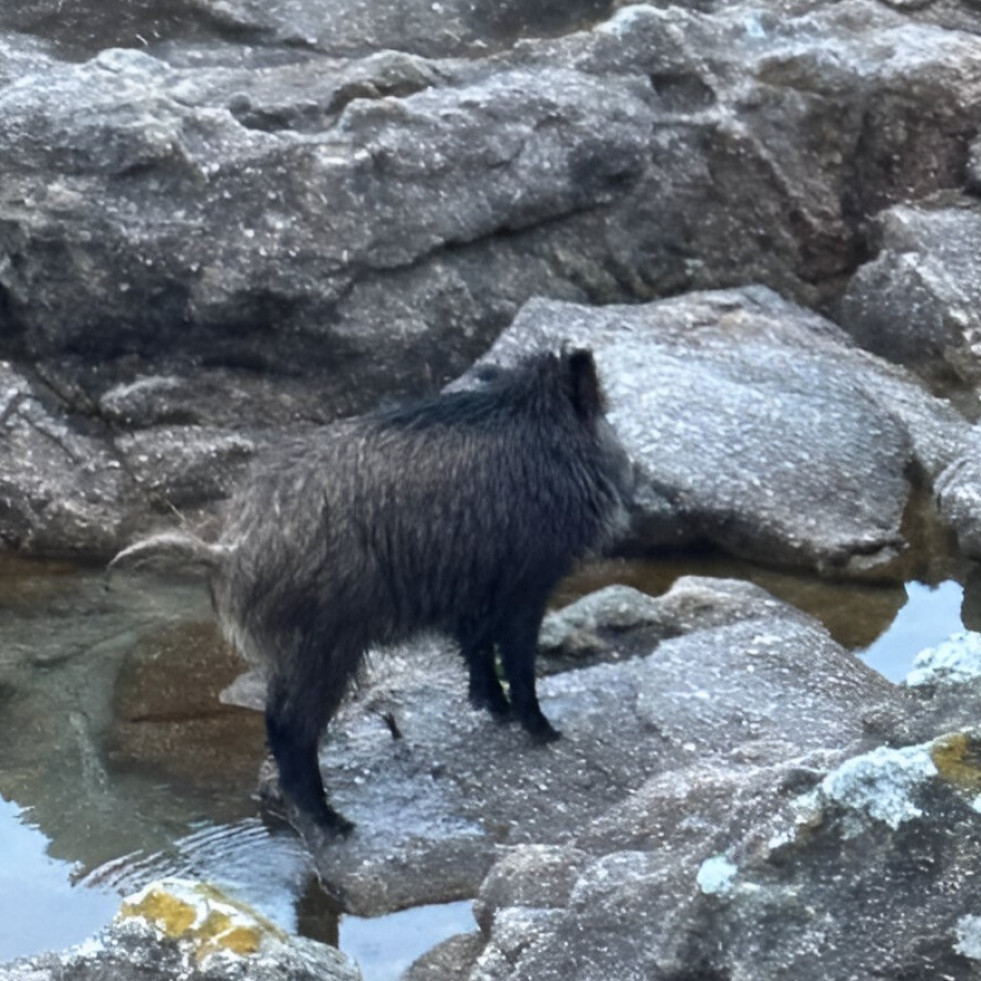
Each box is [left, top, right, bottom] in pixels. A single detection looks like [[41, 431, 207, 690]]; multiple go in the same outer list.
[[696, 855, 739, 896], [118, 878, 284, 963], [791, 744, 936, 838], [815, 744, 936, 835], [789, 731, 981, 840], [955, 914, 981, 960], [906, 632, 981, 688]]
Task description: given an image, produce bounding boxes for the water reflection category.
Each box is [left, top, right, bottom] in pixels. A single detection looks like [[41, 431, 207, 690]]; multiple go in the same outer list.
[[556, 553, 911, 650], [0, 797, 118, 959], [858, 580, 966, 682]]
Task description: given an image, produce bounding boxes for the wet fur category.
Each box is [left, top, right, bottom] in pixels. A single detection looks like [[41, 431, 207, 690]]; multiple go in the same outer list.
[[113, 349, 634, 840]]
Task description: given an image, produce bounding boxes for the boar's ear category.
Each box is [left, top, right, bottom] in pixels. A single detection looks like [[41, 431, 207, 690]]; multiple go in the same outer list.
[[566, 348, 607, 421]]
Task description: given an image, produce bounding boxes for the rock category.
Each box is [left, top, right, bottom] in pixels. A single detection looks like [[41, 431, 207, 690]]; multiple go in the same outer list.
[[403, 932, 485, 981], [0, 361, 130, 555], [0, 1, 245, 61], [7, 284, 968, 564], [0, 1, 979, 559], [0, 0, 616, 61], [115, 427, 255, 511], [0, 877, 361, 981], [1, 0, 980, 444], [936, 424, 981, 560], [251, 576, 901, 916], [98, 372, 334, 430], [839, 196, 981, 382], [460, 287, 967, 575], [461, 728, 981, 981], [0, 36, 656, 404], [472, 845, 593, 934], [537, 584, 677, 664], [905, 631, 981, 688], [0, 360, 267, 558]]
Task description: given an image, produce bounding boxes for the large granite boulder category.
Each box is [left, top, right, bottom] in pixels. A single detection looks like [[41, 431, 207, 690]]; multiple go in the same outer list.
[[456, 287, 967, 575], [2, 0, 981, 561]]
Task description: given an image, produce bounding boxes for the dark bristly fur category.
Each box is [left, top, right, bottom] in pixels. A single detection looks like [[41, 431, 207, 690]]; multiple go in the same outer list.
[[111, 349, 634, 841]]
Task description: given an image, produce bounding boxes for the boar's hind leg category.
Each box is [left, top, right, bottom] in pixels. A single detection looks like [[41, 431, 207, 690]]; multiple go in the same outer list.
[[264, 649, 357, 838], [498, 598, 560, 744]]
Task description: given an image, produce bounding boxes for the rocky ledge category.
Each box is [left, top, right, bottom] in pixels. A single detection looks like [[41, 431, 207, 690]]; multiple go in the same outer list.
[[301, 580, 981, 981], [3, 0, 981, 571], [8, 578, 980, 980]]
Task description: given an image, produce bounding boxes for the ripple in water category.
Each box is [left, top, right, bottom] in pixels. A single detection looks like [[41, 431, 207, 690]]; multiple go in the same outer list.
[[81, 817, 315, 934]]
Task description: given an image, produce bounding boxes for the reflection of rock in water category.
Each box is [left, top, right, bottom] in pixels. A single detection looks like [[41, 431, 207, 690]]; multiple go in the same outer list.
[[68, 709, 111, 798], [80, 816, 335, 942], [108, 619, 266, 792], [961, 566, 981, 633]]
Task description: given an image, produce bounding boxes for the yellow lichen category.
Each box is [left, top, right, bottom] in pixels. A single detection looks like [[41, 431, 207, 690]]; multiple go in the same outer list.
[[120, 891, 198, 939], [118, 879, 280, 964], [195, 911, 262, 960], [930, 732, 981, 792]]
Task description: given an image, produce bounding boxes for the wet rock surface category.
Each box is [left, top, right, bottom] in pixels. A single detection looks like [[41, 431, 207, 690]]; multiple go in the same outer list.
[[0, 878, 361, 981], [4, 569, 981, 979], [394, 589, 981, 981], [222, 577, 900, 915], [441, 731, 981, 981], [5, 0, 981, 977], [2, 0, 981, 563], [457, 287, 967, 574]]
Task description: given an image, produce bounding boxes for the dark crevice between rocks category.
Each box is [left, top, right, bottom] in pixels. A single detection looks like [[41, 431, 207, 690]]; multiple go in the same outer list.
[[0, 0, 272, 63], [466, 0, 615, 48], [649, 71, 718, 114], [228, 73, 446, 135], [897, 464, 967, 585]]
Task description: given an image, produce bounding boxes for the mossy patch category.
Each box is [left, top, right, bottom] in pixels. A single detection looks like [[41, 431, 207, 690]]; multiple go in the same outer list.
[[121, 889, 198, 938], [119, 879, 283, 963], [930, 732, 981, 793]]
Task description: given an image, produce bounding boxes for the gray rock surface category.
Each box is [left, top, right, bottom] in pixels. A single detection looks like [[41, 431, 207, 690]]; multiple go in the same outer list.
[[840, 196, 981, 381], [452, 728, 981, 981], [233, 576, 899, 915], [2, 0, 981, 561], [0, 361, 129, 554], [6, 283, 969, 569], [459, 287, 967, 574], [5, 569, 980, 981], [3, 0, 981, 974], [0, 360, 258, 555], [0, 877, 361, 981], [395, 603, 981, 981], [936, 416, 981, 561], [0, 0, 615, 61], [4, 0, 980, 394]]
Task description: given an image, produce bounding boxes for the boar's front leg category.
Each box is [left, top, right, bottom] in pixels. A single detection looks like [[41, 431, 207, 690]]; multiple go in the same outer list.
[[497, 596, 560, 744]]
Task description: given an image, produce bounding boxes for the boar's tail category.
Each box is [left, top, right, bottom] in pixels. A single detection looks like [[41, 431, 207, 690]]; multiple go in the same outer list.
[[108, 531, 230, 578]]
